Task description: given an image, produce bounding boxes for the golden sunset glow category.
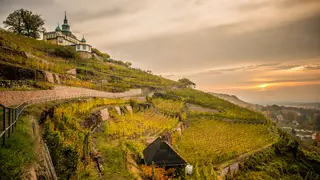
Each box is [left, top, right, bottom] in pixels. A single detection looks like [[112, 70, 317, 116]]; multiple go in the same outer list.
[[258, 84, 269, 88]]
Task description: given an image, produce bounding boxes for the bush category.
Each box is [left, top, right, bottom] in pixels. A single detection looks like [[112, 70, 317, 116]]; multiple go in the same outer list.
[[140, 165, 176, 180], [39, 45, 79, 59], [91, 48, 110, 59]]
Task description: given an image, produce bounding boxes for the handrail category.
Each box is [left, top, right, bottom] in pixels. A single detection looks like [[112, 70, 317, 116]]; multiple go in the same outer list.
[[0, 88, 142, 146]]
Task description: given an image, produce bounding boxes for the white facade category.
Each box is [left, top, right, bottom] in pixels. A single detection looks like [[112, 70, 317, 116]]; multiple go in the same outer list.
[[76, 44, 92, 53], [44, 12, 92, 53]]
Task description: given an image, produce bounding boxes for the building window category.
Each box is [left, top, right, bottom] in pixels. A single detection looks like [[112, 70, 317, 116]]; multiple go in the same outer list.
[[58, 37, 63, 43], [82, 45, 86, 50]]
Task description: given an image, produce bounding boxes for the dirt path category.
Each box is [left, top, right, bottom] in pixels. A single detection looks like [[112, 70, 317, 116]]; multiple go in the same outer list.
[[186, 103, 219, 113], [0, 86, 142, 107]]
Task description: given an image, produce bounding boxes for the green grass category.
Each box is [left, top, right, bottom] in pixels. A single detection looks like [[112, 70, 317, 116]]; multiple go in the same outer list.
[[163, 88, 268, 122], [232, 133, 320, 180], [95, 135, 135, 180], [0, 115, 36, 180], [0, 80, 54, 91], [0, 30, 75, 74]]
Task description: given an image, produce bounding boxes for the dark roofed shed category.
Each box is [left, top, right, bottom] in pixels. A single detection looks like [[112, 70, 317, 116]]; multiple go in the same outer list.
[[143, 137, 187, 167]]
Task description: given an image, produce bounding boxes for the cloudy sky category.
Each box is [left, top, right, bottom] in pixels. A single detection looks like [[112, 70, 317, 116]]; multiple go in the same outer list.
[[1, 0, 320, 104]]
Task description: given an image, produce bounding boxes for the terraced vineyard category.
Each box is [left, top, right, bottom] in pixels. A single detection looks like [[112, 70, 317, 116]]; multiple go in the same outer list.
[[162, 88, 267, 122], [175, 118, 276, 165], [106, 109, 179, 139], [96, 109, 179, 179], [151, 97, 185, 115], [43, 98, 128, 179]]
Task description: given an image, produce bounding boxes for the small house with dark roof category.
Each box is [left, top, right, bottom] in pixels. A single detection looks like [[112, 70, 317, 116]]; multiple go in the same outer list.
[[143, 137, 187, 167]]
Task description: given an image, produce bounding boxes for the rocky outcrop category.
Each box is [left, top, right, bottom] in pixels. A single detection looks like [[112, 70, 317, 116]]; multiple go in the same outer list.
[[125, 105, 133, 114], [99, 108, 110, 121], [221, 162, 239, 178], [66, 68, 77, 79], [93, 53, 102, 61], [44, 71, 54, 84], [66, 68, 77, 75], [53, 74, 61, 84], [78, 52, 93, 59], [114, 106, 122, 115]]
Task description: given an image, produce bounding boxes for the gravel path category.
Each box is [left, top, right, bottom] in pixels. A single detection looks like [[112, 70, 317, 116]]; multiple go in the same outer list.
[[0, 86, 142, 107]]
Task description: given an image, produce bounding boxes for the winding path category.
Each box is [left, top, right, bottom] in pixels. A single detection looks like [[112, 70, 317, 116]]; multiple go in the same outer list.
[[0, 86, 142, 107]]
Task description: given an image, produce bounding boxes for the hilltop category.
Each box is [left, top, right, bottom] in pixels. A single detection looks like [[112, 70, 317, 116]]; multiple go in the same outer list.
[[0, 30, 320, 180]]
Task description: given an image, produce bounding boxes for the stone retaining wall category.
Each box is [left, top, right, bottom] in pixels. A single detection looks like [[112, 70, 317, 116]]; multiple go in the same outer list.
[[0, 86, 142, 107]]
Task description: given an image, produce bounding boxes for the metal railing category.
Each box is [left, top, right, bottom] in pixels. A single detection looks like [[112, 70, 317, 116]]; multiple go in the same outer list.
[[0, 88, 142, 146]]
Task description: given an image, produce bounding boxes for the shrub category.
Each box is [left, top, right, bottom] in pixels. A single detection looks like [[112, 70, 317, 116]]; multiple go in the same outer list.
[[40, 45, 79, 59], [140, 165, 176, 180], [91, 48, 110, 59]]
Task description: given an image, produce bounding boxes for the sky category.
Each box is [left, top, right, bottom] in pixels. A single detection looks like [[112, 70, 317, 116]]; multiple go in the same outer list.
[[1, 0, 320, 104]]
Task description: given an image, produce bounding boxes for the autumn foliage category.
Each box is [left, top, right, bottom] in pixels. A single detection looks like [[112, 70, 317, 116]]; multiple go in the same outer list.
[[140, 165, 176, 180]]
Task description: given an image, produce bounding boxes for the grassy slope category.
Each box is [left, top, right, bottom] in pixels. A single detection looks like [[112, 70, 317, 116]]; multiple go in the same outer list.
[[156, 88, 268, 122], [232, 133, 320, 180], [0, 115, 36, 180], [0, 29, 177, 92]]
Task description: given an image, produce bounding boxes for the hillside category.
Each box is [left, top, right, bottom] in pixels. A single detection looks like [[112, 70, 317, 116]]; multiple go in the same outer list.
[[0, 29, 177, 93], [211, 92, 263, 110], [1, 30, 320, 180]]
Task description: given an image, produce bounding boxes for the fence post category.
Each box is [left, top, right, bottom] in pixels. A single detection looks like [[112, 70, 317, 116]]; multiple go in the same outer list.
[[8, 108, 11, 138], [12, 109, 16, 132], [9, 109, 14, 133], [2, 107, 6, 146]]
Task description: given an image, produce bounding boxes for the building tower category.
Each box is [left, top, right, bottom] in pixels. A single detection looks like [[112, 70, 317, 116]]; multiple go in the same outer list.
[[61, 11, 70, 32], [55, 23, 61, 32]]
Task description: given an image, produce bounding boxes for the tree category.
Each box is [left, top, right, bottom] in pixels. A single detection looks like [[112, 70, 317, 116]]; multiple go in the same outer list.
[[3, 9, 45, 39], [125, 61, 132, 67], [178, 78, 196, 88]]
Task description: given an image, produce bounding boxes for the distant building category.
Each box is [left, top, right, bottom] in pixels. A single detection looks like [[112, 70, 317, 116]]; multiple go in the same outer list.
[[143, 137, 187, 167], [43, 12, 92, 53], [276, 114, 284, 121]]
